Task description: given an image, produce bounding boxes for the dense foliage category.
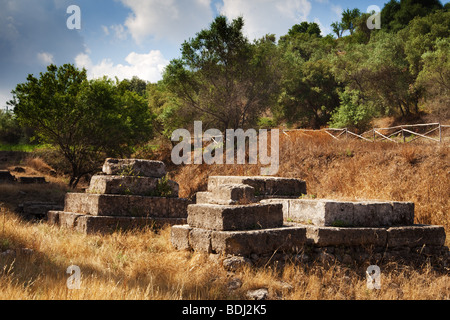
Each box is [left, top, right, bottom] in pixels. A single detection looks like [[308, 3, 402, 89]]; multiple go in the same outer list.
[[2, 0, 449, 184]]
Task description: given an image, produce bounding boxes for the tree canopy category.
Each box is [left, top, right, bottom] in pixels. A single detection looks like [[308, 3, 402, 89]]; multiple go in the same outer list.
[[11, 64, 153, 187]]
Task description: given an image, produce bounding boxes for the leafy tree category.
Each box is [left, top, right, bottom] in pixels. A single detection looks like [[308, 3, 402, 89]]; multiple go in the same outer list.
[[341, 8, 361, 35], [119, 76, 148, 97], [11, 64, 153, 188], [382, 0, 443, 32], [331, 21, 345, 39], [0, 109, 28, 144], [329, 89, 376, 132], [277, 34, 340, 128], [400, 10, 450, 76], [416, 38, 450, 118], [163, 16, 281, 131], [286, 22, 321, 37]]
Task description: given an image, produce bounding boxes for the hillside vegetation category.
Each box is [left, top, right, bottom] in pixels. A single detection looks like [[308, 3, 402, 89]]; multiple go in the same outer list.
[[1, 135, 448, 300]]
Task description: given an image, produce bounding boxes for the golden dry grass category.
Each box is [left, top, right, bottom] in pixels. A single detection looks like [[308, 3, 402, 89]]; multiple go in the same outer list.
[[1, 135, 449, 300], [172, 134, 450, 242], [0, 209, 449, 300]]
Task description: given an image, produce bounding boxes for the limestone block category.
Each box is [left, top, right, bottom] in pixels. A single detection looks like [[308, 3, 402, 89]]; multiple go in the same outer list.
[[207, 176, 306, 197], [260, 198, 290, 220], [387, 225, 446, 248], [305, 225, 388, 247], [171, 225, 192, 250], [211, 184, 256, 203], [210, 226, 307, 256], [64, 193, 190, 218], [189, 228, 213, 253], [49, 211, 186, 234], [0, 170, 15, 182], [102, 158, 166, 178], [187, 203, 283, 231], [282, 199, 415, 227], [87, 175, 179, 197], [18, 176, 46, 184], [196, 192, 235, 205]]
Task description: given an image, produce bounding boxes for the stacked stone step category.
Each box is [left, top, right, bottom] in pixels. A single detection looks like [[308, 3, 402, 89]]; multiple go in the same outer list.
[[48, 159, 191, 234], [171, 176, 309, 256], [172, 175, 448, 265], [261, 198, 448, 263]]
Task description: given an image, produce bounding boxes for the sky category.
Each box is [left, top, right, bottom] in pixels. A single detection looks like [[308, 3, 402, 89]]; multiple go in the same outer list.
[[0, 0, 397, 109]]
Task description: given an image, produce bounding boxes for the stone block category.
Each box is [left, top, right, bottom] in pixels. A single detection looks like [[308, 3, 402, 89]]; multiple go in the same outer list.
[[211, 184, 256, 203], [0, 170, 15, 182], [187, 203, 283, 231], [210, 226, 307, 256], [207, 176, 306, 197], [47, 211, 60, 225], [64, 193, 190, 218], [189, 228, 213, 253], [18, 176, 46, 184], [280, 199, 415, 227], [196, 192, 235, 205], [49, 211, 186, 234], [102, 158, 166, 178], [387, 225, 446, 248], [260, 198, 290, 220], [171, 225, 192, 250], [305, 225, 388, 247], [87, 175, 179, 197]]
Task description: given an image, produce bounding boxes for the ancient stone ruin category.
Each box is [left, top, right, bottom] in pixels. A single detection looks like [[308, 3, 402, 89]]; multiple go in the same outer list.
[[171, 176, 449, 266], [0, 169, 47, 184], [48, 159, 191, 234]]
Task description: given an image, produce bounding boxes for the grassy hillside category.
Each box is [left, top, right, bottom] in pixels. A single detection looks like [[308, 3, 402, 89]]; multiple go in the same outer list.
[[0, 134, 449, 300]]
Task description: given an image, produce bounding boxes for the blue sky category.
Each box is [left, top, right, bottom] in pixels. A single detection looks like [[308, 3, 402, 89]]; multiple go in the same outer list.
[[0, 0, 412, 109]]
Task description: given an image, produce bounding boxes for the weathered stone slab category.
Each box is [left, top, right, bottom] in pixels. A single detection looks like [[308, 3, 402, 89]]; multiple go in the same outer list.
[[263, 199, 415, 227], [259, 198, 290, 220], [102, 158, 166, 178], [187, 203, 283, 231], [305, 225, 388, 247], [48, 211, 186, 234], [211, 184, 256, 203], [18, 176, 47, 184], [196, 192, 235, 205], [387, 225, 446, 248], [0, 170, 15, 182], [207, 176, 306, 197], [171, 225, 307, 255], [210, 226, 307, 256], [171, 225, 192, 250], [87, 175, 179, 197], [64, 193, 190, 218]]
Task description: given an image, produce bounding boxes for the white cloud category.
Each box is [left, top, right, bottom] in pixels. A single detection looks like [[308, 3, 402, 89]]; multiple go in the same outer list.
[[37, 52, 54, 65], [101, 25, 110, 36], [75, 50, 170, 83], [120, 0, 214, 44], [0, 89, 12, 110], [313, 17, 330, 36], [331, 4, 343, 18], [219, 0, 312, 41], [110, 24, 128, 41]]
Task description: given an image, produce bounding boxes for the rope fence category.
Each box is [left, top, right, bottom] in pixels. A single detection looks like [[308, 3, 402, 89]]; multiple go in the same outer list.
[[283, 123, 450, 144]]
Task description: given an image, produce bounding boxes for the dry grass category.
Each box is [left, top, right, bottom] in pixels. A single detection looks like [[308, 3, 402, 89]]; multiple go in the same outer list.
[[0, 209, 449, 300], [1, 134, 449, 300], [172, 133, 450, 241]]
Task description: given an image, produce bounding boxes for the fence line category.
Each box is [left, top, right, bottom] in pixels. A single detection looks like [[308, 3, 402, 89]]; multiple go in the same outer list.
[[283, 122, 450, 144]]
